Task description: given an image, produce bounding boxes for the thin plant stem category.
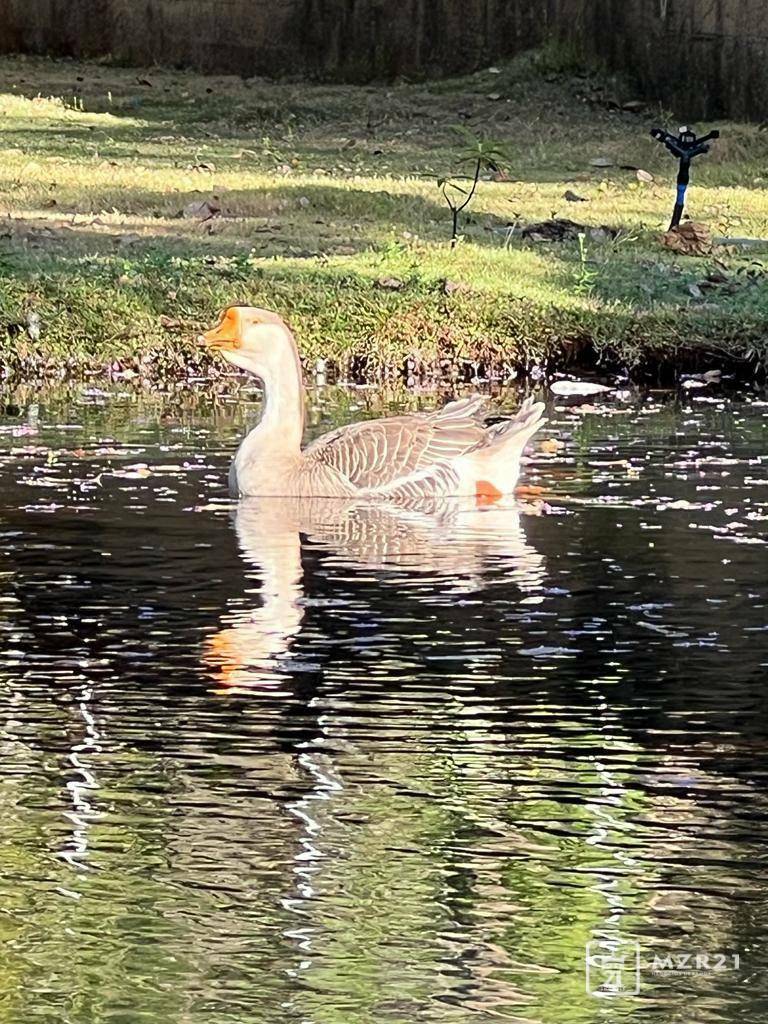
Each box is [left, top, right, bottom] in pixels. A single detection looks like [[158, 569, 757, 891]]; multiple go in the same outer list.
[[443, 157, 482, 247]]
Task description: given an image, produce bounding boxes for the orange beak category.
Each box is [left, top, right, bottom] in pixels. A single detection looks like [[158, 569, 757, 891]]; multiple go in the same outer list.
[[200, 308, 242, 350]]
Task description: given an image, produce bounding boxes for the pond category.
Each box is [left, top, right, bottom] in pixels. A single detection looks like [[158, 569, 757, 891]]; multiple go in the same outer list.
[[0, 378, 766, 1024]]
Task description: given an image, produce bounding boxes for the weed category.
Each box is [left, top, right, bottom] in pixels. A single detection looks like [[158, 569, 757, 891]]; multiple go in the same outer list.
[[438, 127, 510, 246], [574, 232, 598, 296]]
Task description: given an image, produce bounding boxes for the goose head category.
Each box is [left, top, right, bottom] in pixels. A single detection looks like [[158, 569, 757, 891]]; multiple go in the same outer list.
[[200, 305, 297, 379]]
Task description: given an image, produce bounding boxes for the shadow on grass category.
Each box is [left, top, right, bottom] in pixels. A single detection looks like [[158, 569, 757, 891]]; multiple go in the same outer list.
[[2, 224, 765, 379], [0, 175, 521, 255], [5, 195, 766, 323]]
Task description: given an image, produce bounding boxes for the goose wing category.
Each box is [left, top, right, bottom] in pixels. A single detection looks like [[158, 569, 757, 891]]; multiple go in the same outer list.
[[302, 395, 491, 491]]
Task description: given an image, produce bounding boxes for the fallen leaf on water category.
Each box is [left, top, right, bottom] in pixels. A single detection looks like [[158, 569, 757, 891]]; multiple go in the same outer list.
[[516, 484, 546, 498], [519, 645, 580, 658], [551, 380, 613, 397], [114, 464, 152, 479], [539, 438, 564, 453]]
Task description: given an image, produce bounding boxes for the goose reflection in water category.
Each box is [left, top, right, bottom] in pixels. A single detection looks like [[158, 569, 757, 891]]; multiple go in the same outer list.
[[203, 496, 546, 690]]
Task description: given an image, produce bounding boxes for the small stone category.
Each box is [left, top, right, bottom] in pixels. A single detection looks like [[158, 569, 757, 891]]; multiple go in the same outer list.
[[375, 276, 405, 291], [182, 198, 221, 220]]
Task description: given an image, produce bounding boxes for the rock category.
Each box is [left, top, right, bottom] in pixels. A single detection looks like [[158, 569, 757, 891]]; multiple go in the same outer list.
[[589, 226, 617, 242], [590, 156, 614, 167], [375, 276, 405, 290], [182, 198, 221, 221], [622, 100, 645, 112], [487, 93, 502, 101], [564, 190, 588, 202], [636, 168, 654, 183]]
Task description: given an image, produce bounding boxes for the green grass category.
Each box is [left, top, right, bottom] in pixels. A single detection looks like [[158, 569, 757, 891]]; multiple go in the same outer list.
[[1, 52, 768, 380]]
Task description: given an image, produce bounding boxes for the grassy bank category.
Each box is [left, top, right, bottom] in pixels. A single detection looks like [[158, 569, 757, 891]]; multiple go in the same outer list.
[[1, 52, 768, 381]]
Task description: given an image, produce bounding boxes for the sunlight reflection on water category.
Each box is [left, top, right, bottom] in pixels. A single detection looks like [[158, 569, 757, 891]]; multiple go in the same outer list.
[[0, 381, 766, 1024]]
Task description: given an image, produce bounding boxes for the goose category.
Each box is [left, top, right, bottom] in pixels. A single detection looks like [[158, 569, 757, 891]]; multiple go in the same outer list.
[[201, 305, 546, 500]]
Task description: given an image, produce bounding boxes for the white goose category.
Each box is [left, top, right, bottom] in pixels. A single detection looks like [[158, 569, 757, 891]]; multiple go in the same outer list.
[[202, 306, 546, 500]]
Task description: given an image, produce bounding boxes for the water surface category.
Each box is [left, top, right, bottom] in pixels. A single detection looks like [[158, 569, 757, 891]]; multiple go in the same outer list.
[[0, 379, 767, 1024]]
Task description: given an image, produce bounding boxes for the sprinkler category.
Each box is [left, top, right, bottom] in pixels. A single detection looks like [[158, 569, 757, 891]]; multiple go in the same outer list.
[[650, 125, 720, 230]]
